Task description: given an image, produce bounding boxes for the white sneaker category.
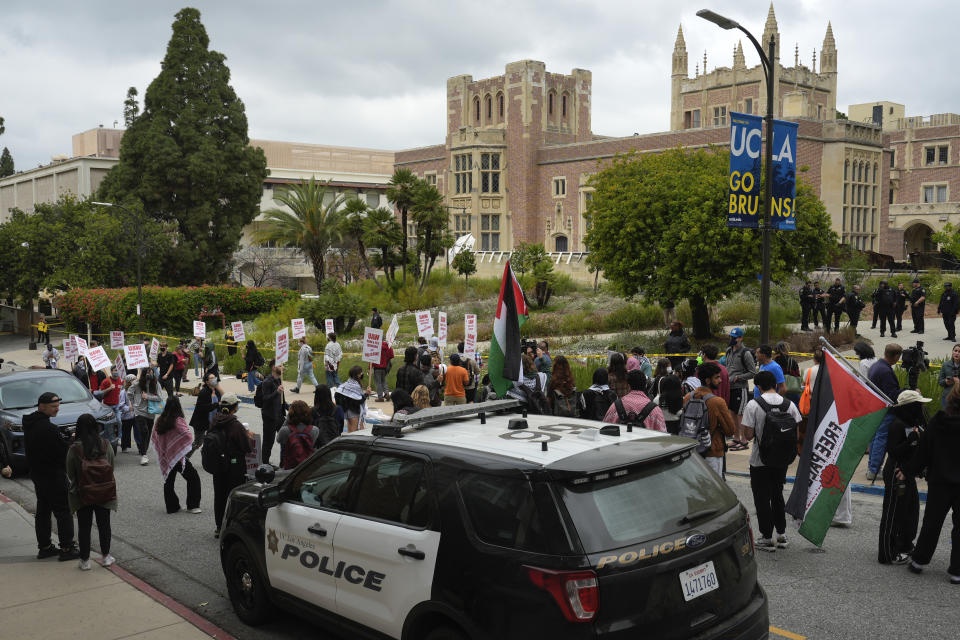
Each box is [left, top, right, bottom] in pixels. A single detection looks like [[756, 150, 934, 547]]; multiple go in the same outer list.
[[100, 554, 116, 567], [756, 537, 777, 552], [140, 455, 149, 466], [776, 534, 789, 549], [79, 559, 91, 571], [187, 508, 202, 514]]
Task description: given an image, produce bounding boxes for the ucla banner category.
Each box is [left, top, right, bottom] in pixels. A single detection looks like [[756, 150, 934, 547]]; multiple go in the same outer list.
[[771, 119, 798, 230], [728, 111, 762, 228]]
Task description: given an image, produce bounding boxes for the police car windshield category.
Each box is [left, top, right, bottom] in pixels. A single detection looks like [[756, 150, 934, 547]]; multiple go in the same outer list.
[[558, 454, 738, 553]]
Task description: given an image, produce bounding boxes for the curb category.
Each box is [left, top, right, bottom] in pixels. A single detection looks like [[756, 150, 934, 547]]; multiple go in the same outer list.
[[725, 470, 928, 501]]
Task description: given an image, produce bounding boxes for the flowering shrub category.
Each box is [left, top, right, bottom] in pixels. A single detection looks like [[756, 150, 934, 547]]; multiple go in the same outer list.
[[56, 286, 298, 333]]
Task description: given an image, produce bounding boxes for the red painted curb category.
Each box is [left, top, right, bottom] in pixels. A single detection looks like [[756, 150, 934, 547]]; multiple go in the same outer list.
[[108, 563, 238, 640]]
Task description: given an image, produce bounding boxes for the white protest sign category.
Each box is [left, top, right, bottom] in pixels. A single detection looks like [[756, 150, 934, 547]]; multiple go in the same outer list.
[[193, 320, 206, 339], [124, 344, 149, 370], [110, 330, 124, 349], [324, 318, 335, 335], [149, 337, 160, 362], [74, 335, 89, 357], [275, 328, 290, 364], [245, 432, 261, 477], [438, 312, 448, 347], [291, 318, 306, 340], [416, 310, 434, 337], [385, 314, 399, 346], [231, 321, 246, 342], [86, 346, 111, 372], [464, 314, 477, 357], [362, 328, 383, 364], [114, 354, 126, 380], [64, 336, 78, 361]]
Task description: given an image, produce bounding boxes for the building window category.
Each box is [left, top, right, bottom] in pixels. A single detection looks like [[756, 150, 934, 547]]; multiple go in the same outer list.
[[424, 173, 437, 186], [817, 104, 823, 119], [684, 109, 701, 129], [480, 153, 500, 194], [889, 189, 894, 204], [555, 235, 568, 252], [553, 177, 566, 197], [873, 163, 878, 183], [474, 98, 480, 125], [713, 106, 727, 126], [890, 151, 895, 168], [454, 212, 471, 235], [481, 214, 500, 251], [744, 98, 753, 114], [454, 153, 472, 194], [366, 193, 379, 208], [486, 95, 492, 121], [842, 207, 847, 231], [561, 94, 567, 118], [844, 160, 849, 180], [923, 186, 934, 203], [938, 185, 948, 202], [498, 93, 504, 119], [858, 162, 863, 182], [926, 145, 949, 165], [548, 92, 554, 116]]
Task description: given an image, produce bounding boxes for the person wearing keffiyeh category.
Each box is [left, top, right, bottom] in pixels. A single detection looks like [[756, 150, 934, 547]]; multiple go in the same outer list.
[[151, 397, 201, 515], [335, 366, 369, 432]]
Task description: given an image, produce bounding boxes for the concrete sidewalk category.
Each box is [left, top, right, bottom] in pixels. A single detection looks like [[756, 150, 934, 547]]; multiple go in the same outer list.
[[0, 492, 234, 640]]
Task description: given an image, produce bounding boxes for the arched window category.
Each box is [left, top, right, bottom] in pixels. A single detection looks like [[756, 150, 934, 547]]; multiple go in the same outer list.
[[474, 97, 480, 125], [497, 93, 504, 120], [844, 160, 849, 180], [548, 91, 554, 116], [555, 235, 568, 252], [873, 162, 878, 183], [485, 95, 492, 121], [858, 162, 863, 182], [561, 94, 568, 119]]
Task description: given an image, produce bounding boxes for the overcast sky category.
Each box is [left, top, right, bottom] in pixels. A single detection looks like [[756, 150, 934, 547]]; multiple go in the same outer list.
[[1, 0, 955, 170]]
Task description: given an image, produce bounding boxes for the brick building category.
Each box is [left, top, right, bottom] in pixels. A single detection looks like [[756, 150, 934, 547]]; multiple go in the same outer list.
[[394, 4, 900, 265]]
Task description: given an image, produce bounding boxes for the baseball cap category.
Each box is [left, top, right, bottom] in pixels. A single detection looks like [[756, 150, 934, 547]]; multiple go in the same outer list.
[[896, 389, 931, 406], [912, 278, 921, 284], [220, 392, 240, 407], [946, 283, 953, 287], [729, 328, 744, 338]]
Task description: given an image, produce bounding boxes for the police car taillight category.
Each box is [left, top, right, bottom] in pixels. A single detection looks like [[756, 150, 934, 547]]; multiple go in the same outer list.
[[525, 566, 598, 622]]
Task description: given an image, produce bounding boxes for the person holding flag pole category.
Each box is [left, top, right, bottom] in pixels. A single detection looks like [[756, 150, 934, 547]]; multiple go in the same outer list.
[[488, 261, 529, 399], [785, 337, 894, 547]]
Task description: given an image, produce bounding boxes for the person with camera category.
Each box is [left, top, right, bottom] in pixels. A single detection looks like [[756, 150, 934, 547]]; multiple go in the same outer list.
[[867, 344, 904, 481], [938, 282, 960, 341], [909, 278, 926, 334], [878, 390, 929, 565]]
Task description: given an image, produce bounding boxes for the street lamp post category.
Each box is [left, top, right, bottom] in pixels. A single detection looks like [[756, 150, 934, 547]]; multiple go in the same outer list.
[[92, 201, 144, 340], [698, 9, 776, 346]]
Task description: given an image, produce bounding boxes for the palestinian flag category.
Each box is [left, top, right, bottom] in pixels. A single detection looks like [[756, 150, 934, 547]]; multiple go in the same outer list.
[[489, 261, 528, 398], [785, 349, 891, 546]]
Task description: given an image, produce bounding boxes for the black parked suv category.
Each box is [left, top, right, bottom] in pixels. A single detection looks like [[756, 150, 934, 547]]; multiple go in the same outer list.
[[219, 400, 768, 639]]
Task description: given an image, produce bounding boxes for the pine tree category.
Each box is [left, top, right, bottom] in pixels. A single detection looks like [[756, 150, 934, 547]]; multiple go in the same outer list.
[[123, 87, 139, 127], [97, 8, 268, 284], [0, 147, 13, 178]]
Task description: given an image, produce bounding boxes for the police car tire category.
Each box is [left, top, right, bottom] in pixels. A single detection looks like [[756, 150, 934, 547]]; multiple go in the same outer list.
[[225, 543, 273, 625], [425, 626, 467, 640]]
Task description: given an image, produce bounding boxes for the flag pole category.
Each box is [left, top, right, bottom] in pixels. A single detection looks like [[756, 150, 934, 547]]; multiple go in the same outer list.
[[818, 336, 894, 405]]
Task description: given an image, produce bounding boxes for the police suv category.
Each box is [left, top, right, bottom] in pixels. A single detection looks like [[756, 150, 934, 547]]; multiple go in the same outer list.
[[219, 400, 768, 639]]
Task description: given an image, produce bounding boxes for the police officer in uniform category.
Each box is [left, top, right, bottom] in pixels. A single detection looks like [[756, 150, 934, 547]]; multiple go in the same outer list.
[[876, 280, 897, 338], [812, 281, 827, 329], [826, 278, 846, 334], [909, 278, 926, 334], [937, 282, 960, 341], [894, 282, 909, 332], [799, 281, 816, 332], [870, 284, 882, 330], [842, 284, 866, 337]]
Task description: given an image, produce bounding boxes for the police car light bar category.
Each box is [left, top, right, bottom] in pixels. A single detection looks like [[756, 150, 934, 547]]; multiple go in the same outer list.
[[372, 399, 523, 437]]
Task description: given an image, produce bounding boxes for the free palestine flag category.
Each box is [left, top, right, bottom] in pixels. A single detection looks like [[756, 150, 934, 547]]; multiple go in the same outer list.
[[785, 349, 891, 546], [489, 261, 528, 397]]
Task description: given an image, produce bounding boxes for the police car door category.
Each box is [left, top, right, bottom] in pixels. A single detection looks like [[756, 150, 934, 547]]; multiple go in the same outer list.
[[333, 452, 439, 638], [264, 448, 361, 611]]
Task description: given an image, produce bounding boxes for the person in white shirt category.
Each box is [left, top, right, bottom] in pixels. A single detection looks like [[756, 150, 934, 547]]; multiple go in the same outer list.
[[741, 370, 803, 552], [42, 343, 59, 369], [323, 333, 343, 388], [292, 337, 317, 394]]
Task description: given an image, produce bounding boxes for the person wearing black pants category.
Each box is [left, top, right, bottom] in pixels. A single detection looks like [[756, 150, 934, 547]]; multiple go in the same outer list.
[[826, 278, 846, 334], [907, 386, 960, 581], [748, 465, 788, 549], [877, 393, 925, 564], [938, 282, 959, 341], [23, 392, 78, 560], [164, 459, 201, 513], [895, 282, 909, 332], [209, 394, 251, 537], [910, 279, 926, 334], [260, 365, 286, 465]]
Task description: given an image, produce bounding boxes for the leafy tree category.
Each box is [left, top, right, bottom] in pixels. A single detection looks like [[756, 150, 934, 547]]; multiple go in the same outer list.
[[255, 178, 347, 294], [96, 7, 268, 285], [532, 259, 556, 308], [836, 110, 848, 120], [386, 168, 418, 284], [932, 224, 960, 260], [123, 86, 139, 127], [410, 180, 450, 291], [300, 278, 366, 333], [0, 147, 13, 177], [585, 147, 836, 338], [0, 115, 4, 136], [342, 197, 383, 289], [452, 250, 477, 290], [365, 206, 405, 284]]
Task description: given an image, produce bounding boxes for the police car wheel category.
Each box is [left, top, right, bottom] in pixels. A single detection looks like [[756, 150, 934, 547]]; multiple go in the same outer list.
[[425, 626, 467, 640], [225, 543, 272, 625]]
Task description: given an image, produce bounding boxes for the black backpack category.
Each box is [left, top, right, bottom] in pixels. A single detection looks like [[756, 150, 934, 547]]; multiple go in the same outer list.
[[201, 429, 229, 475], [755, 396, 799, 467], [253, 383, 264, 408], [313, 410, 341, 447], [552, 389, 581, 418], [517, 377, 551, 415], [581, 388, 618, 421], [678, 392, 714, 456], [613, 397, 657, 430]]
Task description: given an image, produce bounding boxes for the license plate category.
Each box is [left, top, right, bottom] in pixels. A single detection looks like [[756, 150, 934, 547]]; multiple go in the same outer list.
[[679, 560, 719, 602]]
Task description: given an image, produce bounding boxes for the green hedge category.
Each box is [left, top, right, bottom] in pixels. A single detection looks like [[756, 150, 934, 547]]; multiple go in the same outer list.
[[57, 286, 298, 333]]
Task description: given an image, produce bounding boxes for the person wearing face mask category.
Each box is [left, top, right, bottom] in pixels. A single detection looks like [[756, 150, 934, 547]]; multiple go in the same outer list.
[[190, 372, 220, 445], [725, 328, 755, 451], [652, 358, 683, 435]]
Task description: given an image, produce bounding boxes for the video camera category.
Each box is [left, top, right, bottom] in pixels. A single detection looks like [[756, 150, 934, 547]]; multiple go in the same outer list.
[[521, 339, 538, 355], [901, 341, 929, 390]]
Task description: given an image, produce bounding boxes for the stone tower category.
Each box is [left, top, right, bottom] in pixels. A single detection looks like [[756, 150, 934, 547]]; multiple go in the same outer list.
[[670, 26, 689, 131]]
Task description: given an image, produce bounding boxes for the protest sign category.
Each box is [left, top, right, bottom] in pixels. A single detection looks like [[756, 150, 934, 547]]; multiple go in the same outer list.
[[231, 321, 246, 342], [464, 314, 477, 357], [86, 346, 111, 372], [362, 328, 383, 364], [193, 320, 206, 339], [325, 318, 335, 335], [64, 336, 78, 361], [245, 432, 262, 477], [291, 318, 306, 339], [276, 328, 290, 364], [438, 312, 447, 346], [110, 330, 124, 349], [416, 310, 434, 337], [385, 314, 399, 346], [114, 353, 126, 380], [124, 344, 149, 370], [149, 338, 160, 362], [74, 335, 89, 357]]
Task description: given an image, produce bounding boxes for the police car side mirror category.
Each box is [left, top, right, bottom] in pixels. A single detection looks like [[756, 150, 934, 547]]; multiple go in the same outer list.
[[257, 484, 282, 509]]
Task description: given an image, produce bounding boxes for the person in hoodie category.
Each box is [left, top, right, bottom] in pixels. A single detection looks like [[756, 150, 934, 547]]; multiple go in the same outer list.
[[906, 384, 960, 582], [579, 367, 618, 421], [395, 346, 424, 395], [210, 393, 251, 538], [24, 392, 79, 561]]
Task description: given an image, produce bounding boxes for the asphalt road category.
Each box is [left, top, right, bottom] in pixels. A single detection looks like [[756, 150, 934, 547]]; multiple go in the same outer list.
[[2, 391, 958, 639]]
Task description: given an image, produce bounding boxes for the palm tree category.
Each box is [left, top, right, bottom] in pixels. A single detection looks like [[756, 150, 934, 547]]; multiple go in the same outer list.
[[342, 197, 383, 289], [364, 206, 404, 283], [386, 168, 418, 284], [410, 181, 448, 292], [254, 177, 347, 293]]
